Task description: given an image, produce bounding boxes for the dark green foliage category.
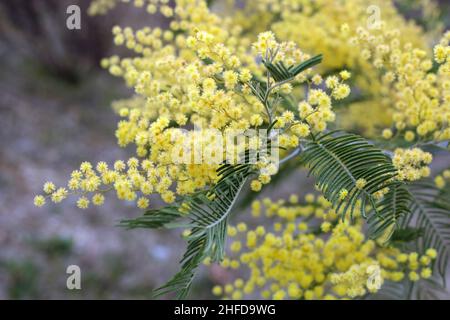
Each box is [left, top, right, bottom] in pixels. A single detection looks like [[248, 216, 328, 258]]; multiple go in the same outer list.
[[1, 260, 39, 299], [299, 131, 406, 239], [404, 181, 450, 285], [262, 54, 323, 82], [32, 236, 73, 258], [368, 184, 412, 242], [120, 206, 182, 229], [390, 227, 424, 243]]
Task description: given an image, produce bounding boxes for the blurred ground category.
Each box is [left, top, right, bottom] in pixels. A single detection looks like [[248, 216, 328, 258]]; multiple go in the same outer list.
[[0, 0, 192, 299], [0, 41, 173, 300]]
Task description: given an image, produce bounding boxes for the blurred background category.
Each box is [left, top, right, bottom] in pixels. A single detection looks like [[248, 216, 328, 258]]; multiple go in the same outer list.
[[0, 0, 449, 299], [0, 0, 183, 299]]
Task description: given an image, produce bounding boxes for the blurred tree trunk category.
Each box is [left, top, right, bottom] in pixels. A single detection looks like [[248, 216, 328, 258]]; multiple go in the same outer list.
[[0, 0, 114, 83]]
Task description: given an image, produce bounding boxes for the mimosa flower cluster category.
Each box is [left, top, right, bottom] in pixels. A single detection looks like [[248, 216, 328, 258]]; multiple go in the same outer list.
[[90, 0, 450, 143], [211, 195, 436, 300], [35, 2, 352, 209], [330, 263, 383, 297], [354, 28, 450, 143], [392, 148, 433, 181], [34, 159, 178, 209], [227, 0, 433, 136]]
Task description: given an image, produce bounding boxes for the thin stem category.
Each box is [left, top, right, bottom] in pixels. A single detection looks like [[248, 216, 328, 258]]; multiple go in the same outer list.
[[407, 281, 415, 300], [279, 146, 303, 165], [414, 140, 449, 150]]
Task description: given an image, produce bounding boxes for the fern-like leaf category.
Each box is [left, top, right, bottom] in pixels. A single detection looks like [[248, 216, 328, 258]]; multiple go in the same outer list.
[[120, 206, 182, 229], [263, 54, 323, 82], [153, 226, 208, 298], [300, 131, 405, 239], [368, 184, 412, 242], [152, 163, 255, 297], [406, 182, 450, 285], [389, 227, 424, 243]]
